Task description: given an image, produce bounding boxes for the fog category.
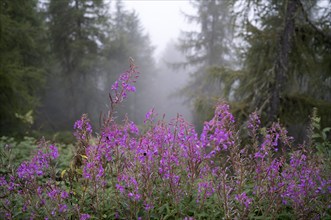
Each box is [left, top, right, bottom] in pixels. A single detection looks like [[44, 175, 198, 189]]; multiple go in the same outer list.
[[102, 0, 195, 125], [115, 38, 193, 126], [121, 1, 195, 123], [145, 40, 193, 122], [30, 0, 196, 133], [123, 0, 196, 58]]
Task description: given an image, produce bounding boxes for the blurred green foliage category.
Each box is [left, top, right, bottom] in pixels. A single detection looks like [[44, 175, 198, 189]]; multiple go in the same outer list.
[[0, 0, 47, 135]]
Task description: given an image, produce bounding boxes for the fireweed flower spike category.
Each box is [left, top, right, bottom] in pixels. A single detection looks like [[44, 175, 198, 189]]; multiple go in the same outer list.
[[80, 213, 91, 220], [16, 142, 59, 180], [109, 60, 139, 107]]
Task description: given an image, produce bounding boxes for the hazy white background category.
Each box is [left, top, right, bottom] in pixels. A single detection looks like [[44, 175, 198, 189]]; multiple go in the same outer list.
[[123, 0, 195, 122], [123, 0, 195, 59]]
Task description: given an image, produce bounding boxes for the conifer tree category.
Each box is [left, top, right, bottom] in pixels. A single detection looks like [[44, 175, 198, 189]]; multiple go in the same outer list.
[[178, 0, 236, 130], [0, 0, 47, 135], [179, 0, 331, 138], [192, 0, 331, 139], [231, 0, 331, 130], [40, 0, 109, 129]]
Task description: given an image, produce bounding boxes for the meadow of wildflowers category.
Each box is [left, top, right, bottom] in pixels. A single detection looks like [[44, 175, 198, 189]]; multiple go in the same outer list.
[[1, 63, 330, 219]]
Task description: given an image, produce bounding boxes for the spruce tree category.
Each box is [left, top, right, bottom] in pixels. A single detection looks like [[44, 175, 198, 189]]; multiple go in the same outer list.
[[178, 0, 236, 130], [195, 0, 331, 139], [40, 0, 109, 130], [0, 0, 47, 135], [178, 0, 331, 139], [231, 0, 331, 130]]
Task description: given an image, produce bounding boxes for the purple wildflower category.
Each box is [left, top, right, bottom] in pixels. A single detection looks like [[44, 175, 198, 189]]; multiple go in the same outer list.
[[144, 108, 155, 123], [248, 112, 260, 131], [74, 114, 92, 140], [97, 165, 104, 178], [49, 145, 59, 159], [58, 204, 67, 213], [61, 191, 69, 199], [80, 214, 91, 220], [16, 147, 55, 180], [116, 184, 125, 193], [111, 80, 119, 91], [83, 162, 93, 179], [37, 186, 43, 195], [235, 192, 252, 209], [197, 181, 215, 201], [0, 176, 7, 186], [47, 188, 58, 199], [144, 203, 154, 211]]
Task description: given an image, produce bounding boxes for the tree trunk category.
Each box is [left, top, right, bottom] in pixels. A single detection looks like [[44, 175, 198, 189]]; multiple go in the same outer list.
[[268, 0, 299, 122]]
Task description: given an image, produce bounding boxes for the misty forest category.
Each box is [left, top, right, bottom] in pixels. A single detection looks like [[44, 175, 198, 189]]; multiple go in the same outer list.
[[1, 0, 331, 219]]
